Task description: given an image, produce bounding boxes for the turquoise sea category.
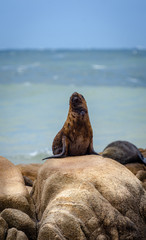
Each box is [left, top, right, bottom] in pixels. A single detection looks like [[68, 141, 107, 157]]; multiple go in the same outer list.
[[0, 49, 146, 164]]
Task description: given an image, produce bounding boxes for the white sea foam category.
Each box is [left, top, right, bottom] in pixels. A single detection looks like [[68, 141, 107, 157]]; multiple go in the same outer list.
[[31, 62, 40, 67], [17, 65, 27, 73], [23, 82, 32, 86], [128, 77, 139, 83], [53, 75, 59, 80], [29, 149, 52, 157], [92, 64, 106, 70], [29, 151, 38, 157], [6, 149, 52, 164], [17, 62, 40, 74]]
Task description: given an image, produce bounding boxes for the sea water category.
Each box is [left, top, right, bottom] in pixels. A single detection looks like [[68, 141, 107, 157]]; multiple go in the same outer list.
[[0, 49, 146, 164]]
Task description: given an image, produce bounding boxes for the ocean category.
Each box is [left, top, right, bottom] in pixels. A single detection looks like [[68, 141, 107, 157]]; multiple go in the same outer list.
[[0, 49, 146, 164]]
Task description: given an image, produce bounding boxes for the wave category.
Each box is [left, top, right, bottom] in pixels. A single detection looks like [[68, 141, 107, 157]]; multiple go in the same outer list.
[[92, 64, 106, 70], [128, 77, 139, 83], [28, 149, 52, 157], [6, 149, 52, 165], [23, 82, 32, 86], [17, 62, 40, 74], [53, 54, 65, 59], [53, 75, 59, 80], [1, 62, 40, 73], [1, 65, 14, 71]]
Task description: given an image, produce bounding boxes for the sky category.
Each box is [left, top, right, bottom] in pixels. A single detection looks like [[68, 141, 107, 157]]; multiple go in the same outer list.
[[0, 0, 146, 49]]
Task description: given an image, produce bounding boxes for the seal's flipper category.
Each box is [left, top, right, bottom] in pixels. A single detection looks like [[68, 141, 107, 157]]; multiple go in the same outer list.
[[42, 152, 66, 160], [89, 150, 99, 155], [143, 158, 146, 165], [42, 148, 66, 160], [87, 140, 99, 155], [140, 155, 146, 165], [42, 136, 67, 160], [137, 151, 146, 165]]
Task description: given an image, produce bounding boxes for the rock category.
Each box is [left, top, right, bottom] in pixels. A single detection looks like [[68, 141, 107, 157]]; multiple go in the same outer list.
[[26, 186, 33, 194], [125, 162, 146, 190], [139, 148, 146, 158], [0, 216, 8, 240], [1, 208, 36, 240], [6, 228, 28, 240], [23, 176, 33, 186], [136, 170, 146, 190], [0, 156, 36, 239], [33, 155, 146, 240], [136, 170, 146, 181], [16, 163, 41, 182], [0, 156, 35, 219], [125, 162, 146, 175], [100, 147, 146, 190]]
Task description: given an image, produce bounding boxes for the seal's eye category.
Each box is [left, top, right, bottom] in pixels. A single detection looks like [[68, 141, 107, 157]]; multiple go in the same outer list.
[[81, 95, 84, 100]]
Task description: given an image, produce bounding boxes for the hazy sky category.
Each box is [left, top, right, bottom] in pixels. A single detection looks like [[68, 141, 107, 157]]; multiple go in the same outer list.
[[0, 0, 146, 49]]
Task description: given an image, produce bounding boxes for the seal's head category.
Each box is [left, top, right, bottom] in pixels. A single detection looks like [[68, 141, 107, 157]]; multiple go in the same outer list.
[[69, 92, 88, 117]]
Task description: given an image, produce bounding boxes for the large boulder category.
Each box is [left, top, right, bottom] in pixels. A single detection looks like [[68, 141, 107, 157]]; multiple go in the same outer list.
[[0, 156, 35, 217], [139, 148, 146, 157], [125, 148, 146, 189], [16, 163, 41, 182], [125, 163, 146, 189], [6, 228, 28, 240], [33, 155, 146, 240], [1, 208, 36, 240], [0, 156, 36, 240], [0, 216, 8, 240]]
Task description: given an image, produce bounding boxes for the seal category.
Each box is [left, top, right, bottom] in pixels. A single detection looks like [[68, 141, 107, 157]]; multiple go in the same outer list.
[[102, 140, 146, 165], [43, 92, 98, 160]]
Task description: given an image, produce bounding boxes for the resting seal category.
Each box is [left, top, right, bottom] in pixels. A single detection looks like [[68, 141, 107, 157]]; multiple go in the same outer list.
[[43, 92, 98, 160], [102, 140, 146, 165]]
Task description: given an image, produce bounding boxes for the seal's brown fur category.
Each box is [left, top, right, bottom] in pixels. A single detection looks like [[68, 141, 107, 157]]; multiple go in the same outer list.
[[43, 92, 98, 159]]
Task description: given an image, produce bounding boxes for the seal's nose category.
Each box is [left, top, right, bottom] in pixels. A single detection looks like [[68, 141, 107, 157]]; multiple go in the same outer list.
[[72, 96, 79, 104]]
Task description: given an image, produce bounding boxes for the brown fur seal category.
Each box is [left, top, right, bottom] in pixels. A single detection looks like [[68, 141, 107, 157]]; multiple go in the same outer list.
[[102, 140, 146, 165], [43, 92, 98, 160]]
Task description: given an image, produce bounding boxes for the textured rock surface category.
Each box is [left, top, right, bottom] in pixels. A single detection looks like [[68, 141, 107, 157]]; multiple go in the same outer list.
[[0, 156, 36, 240], [33, 155, 146, 240], [139, 148, 146, 157], [0, 156, 35, 217], [125, 163, 146, 189], [1, 153, 146, 239], [6, 228, 28, 240], [0, 216, 8, 240], [1, 208, 36, 240], [16, 163, 41, 182], [125, 148, 146, 189]]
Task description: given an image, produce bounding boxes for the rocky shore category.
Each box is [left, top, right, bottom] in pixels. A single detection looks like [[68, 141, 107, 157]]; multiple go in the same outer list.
[[0, 149, 146, 240]]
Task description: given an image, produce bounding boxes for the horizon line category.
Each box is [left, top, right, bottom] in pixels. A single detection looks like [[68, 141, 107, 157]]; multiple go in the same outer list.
[[0, 47, 146, 51]]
